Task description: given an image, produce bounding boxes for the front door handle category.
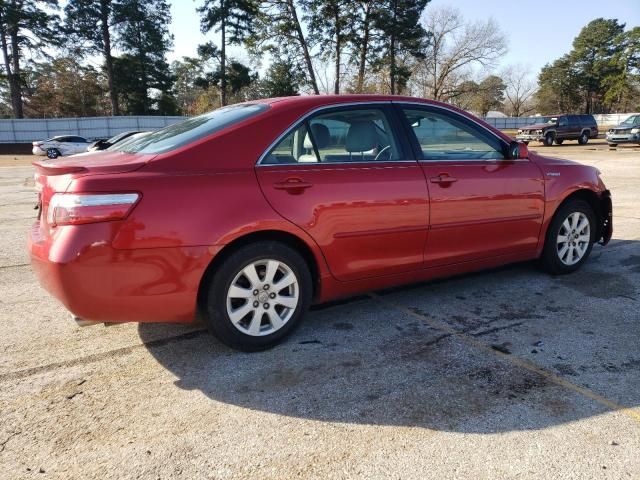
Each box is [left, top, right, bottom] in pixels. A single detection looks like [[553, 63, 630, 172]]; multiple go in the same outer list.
[[430, 174, 458, 185], [273, 178, 313, 193]]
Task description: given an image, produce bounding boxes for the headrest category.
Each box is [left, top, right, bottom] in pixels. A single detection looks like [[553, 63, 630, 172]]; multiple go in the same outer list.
[[304, 123, 331, 149], [345, 121, 377, 152]]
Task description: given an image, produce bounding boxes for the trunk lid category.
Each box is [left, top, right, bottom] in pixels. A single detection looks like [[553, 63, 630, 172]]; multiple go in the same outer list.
[[32, 150, 155, 176]]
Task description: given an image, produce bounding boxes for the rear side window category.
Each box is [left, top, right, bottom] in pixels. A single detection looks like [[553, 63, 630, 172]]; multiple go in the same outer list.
[[121, 103, 268, 154], [262, 107, 401, 164]]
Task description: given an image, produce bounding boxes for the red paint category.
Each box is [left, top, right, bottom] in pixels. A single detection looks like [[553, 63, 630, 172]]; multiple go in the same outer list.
[[28, 95, 611, 324]]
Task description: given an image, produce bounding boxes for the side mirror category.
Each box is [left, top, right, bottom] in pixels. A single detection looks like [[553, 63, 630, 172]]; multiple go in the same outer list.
[[509, 140, 529, 160]]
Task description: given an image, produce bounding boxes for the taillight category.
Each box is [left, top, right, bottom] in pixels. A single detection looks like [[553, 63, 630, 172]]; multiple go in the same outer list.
[[33, 141, 43, 146], [46, 193, 140, 226]]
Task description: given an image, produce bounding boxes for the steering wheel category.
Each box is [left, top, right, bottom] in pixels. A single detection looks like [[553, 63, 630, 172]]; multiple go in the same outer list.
[[374, 145, 392, 161]]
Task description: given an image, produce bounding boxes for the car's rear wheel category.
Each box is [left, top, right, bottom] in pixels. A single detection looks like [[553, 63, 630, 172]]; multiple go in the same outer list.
[[46, 148, 60, 159], [203, 241, 312, 351], [555, 139, 564, 145], [578, 131, 589, 145], [540, 199, 596, 275], [543, 132, 555, 146]]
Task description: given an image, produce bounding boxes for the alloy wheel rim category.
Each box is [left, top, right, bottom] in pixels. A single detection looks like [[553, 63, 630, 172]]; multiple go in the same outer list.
[[226, 259, 299, 336], [556, 212, 590, 266]]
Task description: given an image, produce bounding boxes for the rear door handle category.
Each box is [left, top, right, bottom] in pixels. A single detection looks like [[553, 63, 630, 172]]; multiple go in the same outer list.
[[430, 174, 458, 185], [273, 178, 313, 192]]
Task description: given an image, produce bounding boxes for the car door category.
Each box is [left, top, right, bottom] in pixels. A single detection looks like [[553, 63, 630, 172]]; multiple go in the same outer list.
[[69, 136, 89, 154], [51, 136, 70, 155], [256, 104, 429, 281], [567, 115, 581, 139], [557, 116, 571, 139], [396, 104, 545, 268]]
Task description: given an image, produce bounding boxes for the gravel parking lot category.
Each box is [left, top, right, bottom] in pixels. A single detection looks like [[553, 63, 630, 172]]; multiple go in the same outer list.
[[1, 140, 639, 479]]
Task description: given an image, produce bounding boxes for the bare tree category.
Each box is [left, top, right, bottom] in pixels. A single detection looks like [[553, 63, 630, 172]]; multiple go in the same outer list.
[[501, 64, 537, 116], [412, 6, 506, 102]]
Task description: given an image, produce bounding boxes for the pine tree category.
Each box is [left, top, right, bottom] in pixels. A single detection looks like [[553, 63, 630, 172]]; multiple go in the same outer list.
[[198, 0, 259, 106], [65, 0, 120, 115], [0, 0, 60, 118], [373, 0, 430, 94], [113, 0, 175, 114], [303, 0, 353, 94]]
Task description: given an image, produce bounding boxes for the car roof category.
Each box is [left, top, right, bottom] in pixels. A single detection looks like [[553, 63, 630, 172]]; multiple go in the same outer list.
[[253, 94, 439, 110], [248, 94, 491, 128]]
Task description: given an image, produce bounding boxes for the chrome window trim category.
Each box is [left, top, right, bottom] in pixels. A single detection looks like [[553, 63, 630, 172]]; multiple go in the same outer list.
[[256, 100, 522, 167], [256, 101, 405, 167]]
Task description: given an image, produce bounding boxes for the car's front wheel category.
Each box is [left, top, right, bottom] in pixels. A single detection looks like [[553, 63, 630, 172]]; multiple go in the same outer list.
[[540, 199, 596, 275], [543, 132, 555, 146], [203, 241, 312, 351], [608, 143, 618, 148]]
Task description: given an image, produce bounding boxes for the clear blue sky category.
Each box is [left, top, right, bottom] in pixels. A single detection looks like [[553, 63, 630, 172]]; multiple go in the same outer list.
[[169, 0, 640, 76]]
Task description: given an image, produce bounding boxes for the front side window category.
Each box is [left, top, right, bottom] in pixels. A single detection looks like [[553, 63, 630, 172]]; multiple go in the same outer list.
[[558, 117, 568, 127], [121, 103, 268, 154], [401, 108, 505, 161], [262, 107, 401, 165]]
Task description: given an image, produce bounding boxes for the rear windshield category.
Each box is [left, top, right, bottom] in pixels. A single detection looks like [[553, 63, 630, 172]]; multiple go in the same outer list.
[[120, 103, 269, 154]]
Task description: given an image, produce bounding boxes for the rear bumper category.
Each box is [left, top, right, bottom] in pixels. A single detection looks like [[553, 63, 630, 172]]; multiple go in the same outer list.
[[28, 221, 218, 323]]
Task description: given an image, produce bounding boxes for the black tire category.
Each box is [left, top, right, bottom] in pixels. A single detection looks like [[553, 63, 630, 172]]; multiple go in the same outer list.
[[46, 148, 60, 159], [554, 139, 564, 145], [203, 241, 312, 351], [543, 132, 555, 146], [578, 131, 589, 145], [608, 143, 618, 148], [540, 199, 596, 275]]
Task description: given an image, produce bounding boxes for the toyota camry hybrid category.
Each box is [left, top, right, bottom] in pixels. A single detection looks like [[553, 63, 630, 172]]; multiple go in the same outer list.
[[29, 95, 612, 351]]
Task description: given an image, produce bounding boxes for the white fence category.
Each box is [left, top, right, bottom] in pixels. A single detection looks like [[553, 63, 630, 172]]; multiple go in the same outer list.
[[483, 113, 638, 130], [0, 112, 637, 143], [0, 116, 185, 143]]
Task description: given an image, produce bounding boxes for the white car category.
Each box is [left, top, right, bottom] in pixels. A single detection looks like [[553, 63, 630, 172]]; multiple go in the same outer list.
[[32, 136, 92, 159]]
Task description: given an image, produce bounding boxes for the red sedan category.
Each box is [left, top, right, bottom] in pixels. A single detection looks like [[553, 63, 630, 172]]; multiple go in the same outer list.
[[29, 95, 612, 351]]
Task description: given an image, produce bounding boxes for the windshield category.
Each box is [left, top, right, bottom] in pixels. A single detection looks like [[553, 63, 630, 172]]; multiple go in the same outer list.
[[120, 103, 269, 154], [621, 115, 639, 126]]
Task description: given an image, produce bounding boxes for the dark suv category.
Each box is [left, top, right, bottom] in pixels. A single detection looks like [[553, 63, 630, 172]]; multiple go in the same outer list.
[[516, 114, 599, 146]]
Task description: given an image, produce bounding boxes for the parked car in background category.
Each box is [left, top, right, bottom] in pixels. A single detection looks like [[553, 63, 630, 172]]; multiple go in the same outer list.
[[29, 96, 612, 351], [32, 136, 92, 159], [516, 114, 599, 146], [606, 115, 640, 147], [107, 131, 153, 151], [87, 131, 144, 152]]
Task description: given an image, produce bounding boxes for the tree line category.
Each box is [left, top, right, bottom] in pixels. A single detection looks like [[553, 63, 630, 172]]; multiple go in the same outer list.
[[1, 1, 638, 119]]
